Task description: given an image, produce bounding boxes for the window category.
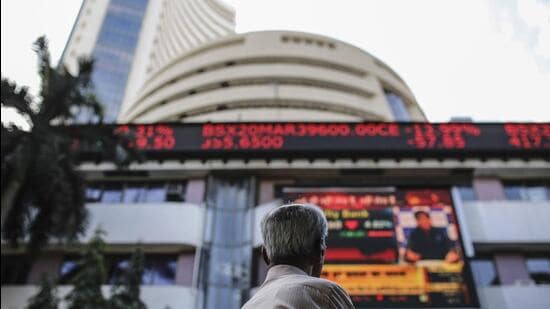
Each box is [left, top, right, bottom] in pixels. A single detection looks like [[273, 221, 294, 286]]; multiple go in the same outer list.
[[85, 185, 103, 202], [142, 255, 178, 285], [80, 0, 149, 122], [527, 258, 550, 285], [457, 186, 477, 201], [122, 184, 147, 203], [58, 259, 79, 284], [84, 181, 186, 204], [470, 258, 499, 287], [143, 184, 166, 203], [504, 185, 550, 201], [60, 254, 178, 285], [384, 89, 410, 121], [101, 183, 124, 203]]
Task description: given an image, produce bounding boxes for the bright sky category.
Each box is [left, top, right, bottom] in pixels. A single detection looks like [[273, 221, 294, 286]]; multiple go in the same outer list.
[[2, 0, 549, 125]]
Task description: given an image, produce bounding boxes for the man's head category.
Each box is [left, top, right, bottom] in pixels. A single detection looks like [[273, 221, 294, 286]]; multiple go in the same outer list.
[[414, 210, 432, 231], [261, 203, 328, 277]]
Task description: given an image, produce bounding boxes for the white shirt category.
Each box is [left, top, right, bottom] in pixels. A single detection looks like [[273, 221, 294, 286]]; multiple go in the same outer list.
[[242, 264, 355, 309]]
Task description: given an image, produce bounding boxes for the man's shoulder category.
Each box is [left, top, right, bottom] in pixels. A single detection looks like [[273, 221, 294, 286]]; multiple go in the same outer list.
[[244, 273, 354, 309], [291, 275, 343, 292], [277, 275, 353, 306]]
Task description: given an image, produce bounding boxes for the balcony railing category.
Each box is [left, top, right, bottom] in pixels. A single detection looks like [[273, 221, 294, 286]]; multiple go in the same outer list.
[[82, 202, 205, 247], [462, 201, 550, 244]]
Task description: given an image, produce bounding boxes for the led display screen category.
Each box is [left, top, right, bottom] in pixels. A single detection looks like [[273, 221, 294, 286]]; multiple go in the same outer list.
[[283, 187, 479, 308], [72, 122, 550, 160]]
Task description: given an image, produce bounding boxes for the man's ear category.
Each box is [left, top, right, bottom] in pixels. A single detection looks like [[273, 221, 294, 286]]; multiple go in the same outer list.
[[313, 248, 325, 264], [261, 246, 270, 265]]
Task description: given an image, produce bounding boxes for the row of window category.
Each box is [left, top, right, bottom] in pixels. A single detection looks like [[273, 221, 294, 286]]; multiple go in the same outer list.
[[85, 182, 186, 203], [470, 257, 550, 286], [1, 254, 178, 285], [384, 89, 411, 121], [59, 254, 177, 285], [83, 182, 548, 205], [87, 0, 148, 122], [457, 185, 550, 202]]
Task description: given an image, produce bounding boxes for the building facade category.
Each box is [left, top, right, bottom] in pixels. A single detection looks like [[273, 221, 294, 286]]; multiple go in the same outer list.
[[118, 30, 426, 123], [2, 122, 549, 309], [2, 2, 550, 309], [60, 0, 235, 122]]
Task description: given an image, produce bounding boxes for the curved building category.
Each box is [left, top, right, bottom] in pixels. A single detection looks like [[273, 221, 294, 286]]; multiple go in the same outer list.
[[60, 0, 235, 122], [119, 31, 426, 123], [5, 2, 549, 309]]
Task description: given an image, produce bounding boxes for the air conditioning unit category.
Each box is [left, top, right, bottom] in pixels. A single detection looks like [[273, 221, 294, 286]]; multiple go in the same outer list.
[[166, 183, 185, 202]]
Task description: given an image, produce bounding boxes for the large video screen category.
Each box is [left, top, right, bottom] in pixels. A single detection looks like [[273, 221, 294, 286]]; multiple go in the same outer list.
[[283, 187, 479, 308]]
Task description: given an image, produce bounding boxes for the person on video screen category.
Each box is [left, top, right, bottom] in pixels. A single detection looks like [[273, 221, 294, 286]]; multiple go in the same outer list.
[[405, 210, 459, 263]]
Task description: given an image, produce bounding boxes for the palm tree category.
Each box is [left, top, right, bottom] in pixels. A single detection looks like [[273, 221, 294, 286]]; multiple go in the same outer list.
[[1, 36, 131, 255]]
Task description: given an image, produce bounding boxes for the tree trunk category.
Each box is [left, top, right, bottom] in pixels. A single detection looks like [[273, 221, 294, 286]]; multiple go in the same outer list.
[[1, 146, 30, 229]]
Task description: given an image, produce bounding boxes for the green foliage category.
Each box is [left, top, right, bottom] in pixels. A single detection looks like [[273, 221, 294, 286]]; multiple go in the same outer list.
[[59, 230, 147, 308], [108, 248, 147, 309], [1, 36, 101, 256], [26, 275, 59, 309], [1, 36, 138, 256], [64, 230, 108, 309]]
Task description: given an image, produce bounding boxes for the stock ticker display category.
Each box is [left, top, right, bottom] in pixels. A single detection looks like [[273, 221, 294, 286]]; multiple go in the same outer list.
[[73, 122, 550, 160], [283, 187, 479, 308]]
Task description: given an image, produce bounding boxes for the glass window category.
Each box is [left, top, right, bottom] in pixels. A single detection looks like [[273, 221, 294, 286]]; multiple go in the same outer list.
[[58, 258, 79, 284], [524, 187, 548, 202], [504, 185, 550, 201], [166, 183, 186, 202], [504, 186, 522, 200], [385, 90, 411, 121], [142, 255, 178, 285], [123, 184, 147, 203], [106, 255, 132, 284], [101, 183, 123, 203], [457, 186, 477, 201], [85, 185, 103, 203], [527, 258, 550, 285], [62, 254, 178, 285], [84, 181, 188, 204], [81, 0, 149, 123], [144, 184, 166, 203], [470, 258, 499, 287]]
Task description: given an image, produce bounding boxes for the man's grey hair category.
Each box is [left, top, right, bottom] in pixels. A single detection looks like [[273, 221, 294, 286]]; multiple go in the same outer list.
[[261, 203, 328, 262]]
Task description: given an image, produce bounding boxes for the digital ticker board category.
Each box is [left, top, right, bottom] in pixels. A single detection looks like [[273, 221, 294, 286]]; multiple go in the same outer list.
[[283, 187, 479, 308], [72, 122, 550, 160]]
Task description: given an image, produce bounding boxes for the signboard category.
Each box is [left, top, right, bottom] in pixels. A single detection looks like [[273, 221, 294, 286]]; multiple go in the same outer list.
[[72, 122, 550, 160], [283, 187, 479, 308]]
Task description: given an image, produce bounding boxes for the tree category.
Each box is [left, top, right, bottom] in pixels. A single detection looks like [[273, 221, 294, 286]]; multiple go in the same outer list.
[[1, 36, 136, 256], [108, 248, 147, 309], [26, 275, 59, 309], [26, 230, 148, 309], [64, 230, 108, 309]]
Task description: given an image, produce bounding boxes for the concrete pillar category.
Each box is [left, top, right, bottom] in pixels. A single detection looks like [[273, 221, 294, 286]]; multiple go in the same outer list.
[[258, 180, 275, 205], [185, 178, 205, 204], [472, 178, 505, 201], [27, 254, 63, 284], [494, 254, 531, 285], [175, 252, 195, 286]]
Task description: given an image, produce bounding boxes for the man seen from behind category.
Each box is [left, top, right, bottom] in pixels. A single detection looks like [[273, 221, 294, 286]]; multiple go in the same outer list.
[[242, 203, 355, 309]]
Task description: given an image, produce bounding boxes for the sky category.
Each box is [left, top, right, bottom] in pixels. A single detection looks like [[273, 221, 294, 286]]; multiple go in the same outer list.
[[1, 0, 549, 125]]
